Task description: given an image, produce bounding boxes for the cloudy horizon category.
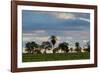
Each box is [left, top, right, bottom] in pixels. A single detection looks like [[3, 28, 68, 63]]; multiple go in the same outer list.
[[22, 10, 90, 49]]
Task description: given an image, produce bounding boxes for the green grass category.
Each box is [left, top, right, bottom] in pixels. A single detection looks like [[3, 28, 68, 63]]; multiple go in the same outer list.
[[22, 52, 90, 62]]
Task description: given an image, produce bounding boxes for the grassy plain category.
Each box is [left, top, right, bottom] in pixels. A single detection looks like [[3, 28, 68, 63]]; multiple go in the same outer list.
[[22, 52, 90, 62]]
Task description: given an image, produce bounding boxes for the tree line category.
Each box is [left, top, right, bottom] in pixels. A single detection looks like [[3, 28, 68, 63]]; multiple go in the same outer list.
[[25, 35, 90, 54]]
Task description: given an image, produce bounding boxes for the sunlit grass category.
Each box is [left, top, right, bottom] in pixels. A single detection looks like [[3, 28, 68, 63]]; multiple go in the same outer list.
[[22, 52, 90, 62]]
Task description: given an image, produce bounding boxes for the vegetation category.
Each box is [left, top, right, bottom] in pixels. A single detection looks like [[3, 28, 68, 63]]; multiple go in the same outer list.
[[40, 41, 52, 54], [75, 42, 81, 53], [22, 52, 90, 62], [58, 42, 69, 53], [50, 35, 57, 47], [25, 41, 39, 54], [23, 35, 90, 62]]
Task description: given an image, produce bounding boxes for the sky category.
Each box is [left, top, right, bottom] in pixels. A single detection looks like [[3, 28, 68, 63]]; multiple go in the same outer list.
[[22, 10, 90, 49]]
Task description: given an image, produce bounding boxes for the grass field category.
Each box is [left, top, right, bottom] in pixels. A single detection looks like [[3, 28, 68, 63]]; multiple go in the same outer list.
[[22, 52, 90, 62]]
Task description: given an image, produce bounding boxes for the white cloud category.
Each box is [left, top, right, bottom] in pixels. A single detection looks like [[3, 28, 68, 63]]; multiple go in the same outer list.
[[51, 12, 90, 22], [35, 12, 90, 22], [66, 37, 73, 40], [78, 18, 90, 22], [23, 36, 49, 44], [54, 13, 76, 20], [23, 33, 35, 36], [23, 30, 89, 43], [83, 40, 88, 43], [34, 36, 49, 41], [63, 30, 89, 36], [23, 37, 31, 42], [33, 30, 46, 33], [23, 30, 48, 43], [23, 30, 47, 36]]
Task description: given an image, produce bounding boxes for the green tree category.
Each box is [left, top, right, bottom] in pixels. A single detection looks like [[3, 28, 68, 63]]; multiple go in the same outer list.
[[58, 42, 69, 53], [50, 35, 57, 49], [30, 41, 39, 53], [41, 41, 52, 54], [53, 47, 59, 53], [70, 47, 73, 52], [25, 41, 39, 54], [25, 42, 31, 53], [84, 41, 90, 52], [75, 42, 81, 52], [87, 41, 90, 52]]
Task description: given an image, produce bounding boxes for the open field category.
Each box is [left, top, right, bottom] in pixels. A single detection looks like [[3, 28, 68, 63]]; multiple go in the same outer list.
[[22, 52, 90, 62]]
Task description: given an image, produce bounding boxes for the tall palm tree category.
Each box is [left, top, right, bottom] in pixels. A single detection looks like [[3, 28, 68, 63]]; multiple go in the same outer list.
[[75, 42, 79, 48], [50, 35, 57, 49], [75, 42, 81, 52]]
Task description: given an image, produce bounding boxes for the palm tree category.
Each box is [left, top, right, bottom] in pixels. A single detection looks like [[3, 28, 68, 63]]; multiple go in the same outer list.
[[50, 35, 57, 49], [59, 42, 69, 53], [75, 42, 81, 52], [75, 42, 79, 48]]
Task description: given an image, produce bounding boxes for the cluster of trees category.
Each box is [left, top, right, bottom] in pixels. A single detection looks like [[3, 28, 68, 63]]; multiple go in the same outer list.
[[25, 36, 90, 54]]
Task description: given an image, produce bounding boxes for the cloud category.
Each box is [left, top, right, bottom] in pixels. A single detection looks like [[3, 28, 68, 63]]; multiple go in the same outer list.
[[78, 18, 90, 22], [35, 12, 76, 20], [63, 30, 90, 38], [23, 33, 36, 36], [40, 12, 90, 22], [66, 37, 73, 40], [22, 11, 90, 48], [23, 30, 48, 44], [23, 30, 46, 36], [32, 30, 46, 34], [83, 40, 89, 43], [34, 30, 46, 33], [22, 30, 90, 48], [23, 36, 49, 44], [23, 11, 90, 32], [23, 30, 90, 41], [36, 12, 76, 20], [54, 12, 90, 22], [54, 13, 76, 20]]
